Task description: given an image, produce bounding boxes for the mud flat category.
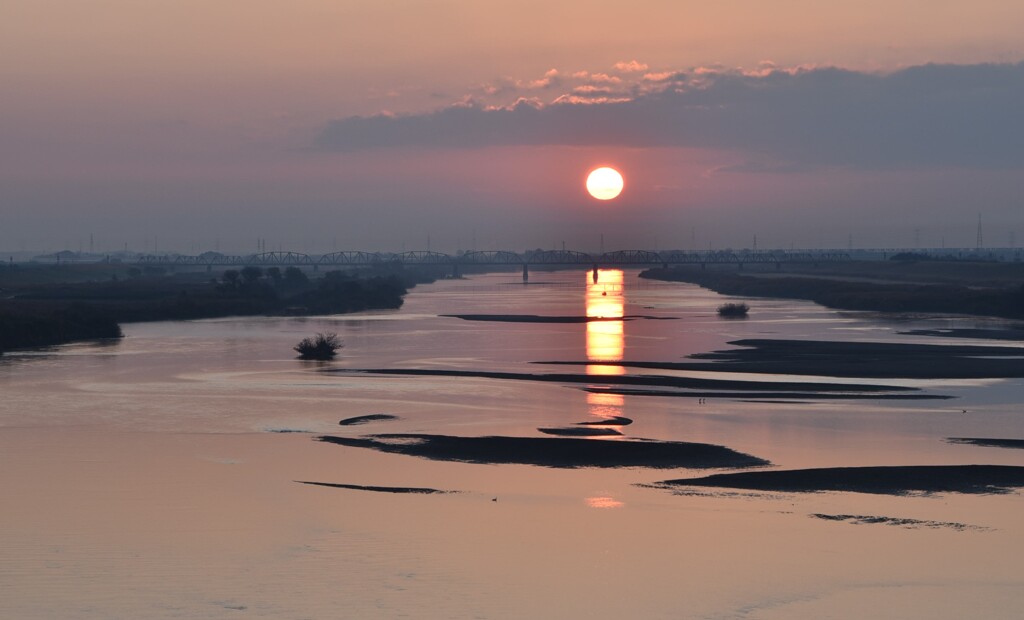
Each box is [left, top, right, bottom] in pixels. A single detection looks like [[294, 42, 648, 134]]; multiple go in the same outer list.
[[541, 338, 1024, 379], [575, 416, 632, 426], [947, 438, 1024, 450], [296, 481, 453, 494], [333, 367, 915, 394], [538, 427, 623, 437], [441, 313, 675, 323], [900, 328, 1024, 341], [810, 513, 987, 531], [657, 465, 1024, 495], [582, 387, 948, 401], [318, 433, 770, 469], [338, 414, 399, 426]]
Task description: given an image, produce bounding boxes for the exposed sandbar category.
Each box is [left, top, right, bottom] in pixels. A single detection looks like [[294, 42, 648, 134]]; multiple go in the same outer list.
[[296, 481, 452, 494], [811, 513, 986, 531], [441, 313, 677, 323], [539, 338, 1024, 379], [691, 339, 1024, 379], [576, 416, 633, 426], [582, 387, 949, 401], [318, 433, 770, 469], [333, 367, 912, 394], [538, 427, 623, 437], [899, 328, 1024, 341], [339, 414, 399, 426], [947, 438, 1024, 450], [658, 465, 1024, 495]]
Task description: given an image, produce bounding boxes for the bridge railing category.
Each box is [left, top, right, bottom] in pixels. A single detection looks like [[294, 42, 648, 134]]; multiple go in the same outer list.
[[525, 250, 594, 265], [246, 252, 314, 265], [317, 251, 394, 265]]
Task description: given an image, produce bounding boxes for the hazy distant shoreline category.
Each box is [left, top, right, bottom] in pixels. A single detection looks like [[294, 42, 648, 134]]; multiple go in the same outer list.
[[640, 262, 1024, 321], [0, 265, 434, 354]]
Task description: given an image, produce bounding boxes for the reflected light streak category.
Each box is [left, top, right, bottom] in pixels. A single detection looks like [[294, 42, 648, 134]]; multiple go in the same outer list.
[[585, 269, 626, 422], [586, 269, 625, 374], [586, 391, 624, 418], [586, 496, 624, 509]]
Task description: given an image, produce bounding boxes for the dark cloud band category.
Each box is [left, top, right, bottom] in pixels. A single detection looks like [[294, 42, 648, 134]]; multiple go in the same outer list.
[[318, 62, 1024, 168]]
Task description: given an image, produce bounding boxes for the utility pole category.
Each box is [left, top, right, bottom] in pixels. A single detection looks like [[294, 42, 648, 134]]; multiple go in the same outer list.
[[977, 214, 983, 250]]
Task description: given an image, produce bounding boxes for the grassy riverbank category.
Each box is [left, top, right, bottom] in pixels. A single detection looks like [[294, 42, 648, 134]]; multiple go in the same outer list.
[[640, 263, 1024, 320]]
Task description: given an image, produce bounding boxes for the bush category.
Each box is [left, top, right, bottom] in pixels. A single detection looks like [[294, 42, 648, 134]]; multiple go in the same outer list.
[[294, 332, 342, 360], [717, 302, 749, 318]]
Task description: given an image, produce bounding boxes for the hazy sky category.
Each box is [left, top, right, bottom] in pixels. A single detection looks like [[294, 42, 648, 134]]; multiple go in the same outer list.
[[3, 1, 1024, 253]]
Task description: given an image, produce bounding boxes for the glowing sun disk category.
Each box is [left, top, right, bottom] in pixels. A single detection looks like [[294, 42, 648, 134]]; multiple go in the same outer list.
[[586, 167, 624, 200]]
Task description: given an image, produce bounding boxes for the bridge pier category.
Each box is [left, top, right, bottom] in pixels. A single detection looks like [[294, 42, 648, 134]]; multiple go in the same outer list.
[[592, 265, 599, 283], [452, 263, 460, 278], [313, 264, 318, 272], [522, 264, 529, 283]]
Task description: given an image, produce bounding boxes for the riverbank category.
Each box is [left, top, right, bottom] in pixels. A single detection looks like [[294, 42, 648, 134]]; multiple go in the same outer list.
[[0, 265, 436, 353], [639, 263, 1024, 320]]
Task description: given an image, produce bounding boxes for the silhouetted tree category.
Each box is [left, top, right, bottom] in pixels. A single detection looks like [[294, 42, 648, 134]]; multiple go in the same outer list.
[[241, 266, 263, 283], [284, 266, 308, 286], [294, 332, 342, 360]]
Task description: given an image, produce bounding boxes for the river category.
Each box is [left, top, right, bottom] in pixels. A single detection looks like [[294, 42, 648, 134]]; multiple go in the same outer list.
[[1, 269, 1022, 619]]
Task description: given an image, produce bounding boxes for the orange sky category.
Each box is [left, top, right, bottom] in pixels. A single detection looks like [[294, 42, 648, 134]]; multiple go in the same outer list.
[[2, 1, 1024, 253]]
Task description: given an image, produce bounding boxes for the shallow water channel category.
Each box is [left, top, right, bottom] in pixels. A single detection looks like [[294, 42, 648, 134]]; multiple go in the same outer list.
[[1, 269, 1022, 619]]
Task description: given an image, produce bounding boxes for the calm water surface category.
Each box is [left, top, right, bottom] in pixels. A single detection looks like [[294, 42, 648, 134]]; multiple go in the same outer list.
[[1, 270, 1022, 618]]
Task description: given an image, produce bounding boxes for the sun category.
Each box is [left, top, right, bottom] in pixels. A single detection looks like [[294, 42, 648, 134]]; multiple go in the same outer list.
[[586, 167, 624, 200]]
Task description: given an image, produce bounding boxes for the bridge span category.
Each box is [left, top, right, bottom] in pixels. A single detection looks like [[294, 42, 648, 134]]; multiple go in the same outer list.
[[135, 249, 851, 281]]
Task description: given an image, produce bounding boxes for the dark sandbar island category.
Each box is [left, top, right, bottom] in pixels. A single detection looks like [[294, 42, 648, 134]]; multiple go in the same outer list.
[[658, 465, 1024, 495]]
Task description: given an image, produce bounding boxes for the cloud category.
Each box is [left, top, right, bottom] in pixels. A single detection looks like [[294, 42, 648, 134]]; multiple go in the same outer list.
[[642, 71, 676, 82], [587, 73, 621, 84], [572, 85, 614, 94], [318, 62, 1024, 168], [613, 60, 649, 72]]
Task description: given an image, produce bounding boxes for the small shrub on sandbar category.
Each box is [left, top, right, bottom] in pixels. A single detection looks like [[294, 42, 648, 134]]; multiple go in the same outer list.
[[294, 332, 342, 360], [717, 302, 749, 318]]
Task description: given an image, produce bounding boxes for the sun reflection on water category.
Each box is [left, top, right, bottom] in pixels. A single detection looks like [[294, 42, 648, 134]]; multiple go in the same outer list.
[[585, 496, 624, 509], [585, 269, 626, 421], [585, 269, 625, 372]]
